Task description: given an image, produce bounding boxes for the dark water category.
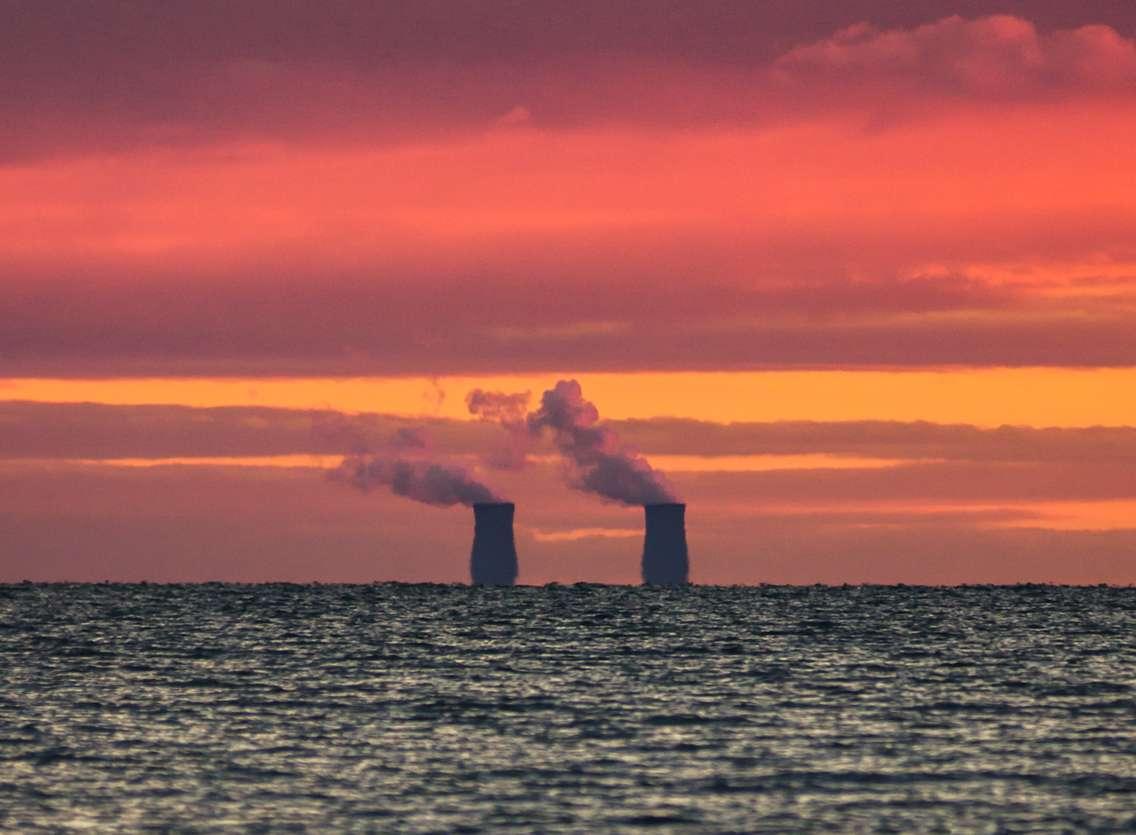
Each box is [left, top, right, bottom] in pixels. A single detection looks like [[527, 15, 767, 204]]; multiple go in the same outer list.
[[2, 584, 1134, 833]]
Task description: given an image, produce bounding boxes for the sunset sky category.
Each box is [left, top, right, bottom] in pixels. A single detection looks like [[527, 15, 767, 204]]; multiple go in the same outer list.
[[3, 1, 1135, 583]]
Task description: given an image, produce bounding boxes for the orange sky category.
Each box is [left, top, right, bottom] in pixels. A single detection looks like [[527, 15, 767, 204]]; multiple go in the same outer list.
[[5, 369, 1136, 426], [3, 6, 1135, 582]]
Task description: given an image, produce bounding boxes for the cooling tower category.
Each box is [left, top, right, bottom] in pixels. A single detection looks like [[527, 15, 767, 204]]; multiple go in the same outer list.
[[470, 502, 519, 586], [642, 503, 690, 585]]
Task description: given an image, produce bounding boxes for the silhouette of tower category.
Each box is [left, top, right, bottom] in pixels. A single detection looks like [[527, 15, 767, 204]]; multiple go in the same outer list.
[[470, 502, 518, 585], [641, 503, 690, 585]]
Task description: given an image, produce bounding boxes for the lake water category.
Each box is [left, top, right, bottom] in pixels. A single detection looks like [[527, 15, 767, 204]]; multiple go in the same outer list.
[[2, 584, 1133, 832]]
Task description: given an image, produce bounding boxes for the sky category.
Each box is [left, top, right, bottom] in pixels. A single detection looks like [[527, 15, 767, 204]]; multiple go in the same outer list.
[[3, 0, 1135, 583]]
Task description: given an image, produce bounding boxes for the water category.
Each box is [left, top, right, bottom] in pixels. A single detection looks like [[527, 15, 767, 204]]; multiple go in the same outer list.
[[2, 584, 1133, 832]]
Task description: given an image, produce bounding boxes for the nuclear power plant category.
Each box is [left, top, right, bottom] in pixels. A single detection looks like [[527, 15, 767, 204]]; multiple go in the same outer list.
[[470, 502, 519, 585], [339, 379, 692, 585], [642, 503, 690, 585], [468, 501, 690, 585]]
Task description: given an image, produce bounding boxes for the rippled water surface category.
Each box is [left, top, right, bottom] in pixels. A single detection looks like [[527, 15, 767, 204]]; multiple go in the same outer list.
[[2, 584, 1134, 832]]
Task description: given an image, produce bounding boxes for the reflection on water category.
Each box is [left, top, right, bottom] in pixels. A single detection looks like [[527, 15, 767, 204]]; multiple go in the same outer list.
[[1, 583, 1133, 831]]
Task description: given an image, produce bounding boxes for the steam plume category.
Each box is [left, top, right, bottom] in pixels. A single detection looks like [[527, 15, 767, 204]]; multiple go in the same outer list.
[[330, 429, 500, 507], [527, 379, 676, 506], [466, 389, 531, 469]]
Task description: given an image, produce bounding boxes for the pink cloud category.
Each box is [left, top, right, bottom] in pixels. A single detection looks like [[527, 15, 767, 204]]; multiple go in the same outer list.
[[6, 402, 1136, 465], [3, 8, 1135, 160], [776, 15, 1136, 98]]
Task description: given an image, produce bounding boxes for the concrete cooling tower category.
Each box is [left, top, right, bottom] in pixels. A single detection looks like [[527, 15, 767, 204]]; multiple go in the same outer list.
[[470, 502, 519, 586], [641, 503, 690, 585]]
